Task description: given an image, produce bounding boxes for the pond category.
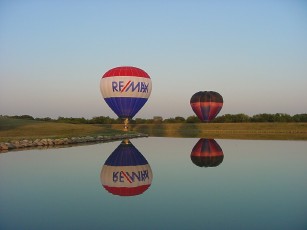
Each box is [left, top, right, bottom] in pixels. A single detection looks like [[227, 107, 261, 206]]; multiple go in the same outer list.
[[0, 137, 306, 230]]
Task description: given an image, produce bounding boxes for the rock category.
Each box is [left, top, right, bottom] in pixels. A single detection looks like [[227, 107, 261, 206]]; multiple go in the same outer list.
[[79, 137, 86, 143], [20, 140, 29, 147], [63, 138, 69, 144], [0, 143, 9, 150], [47, 139, 54, 146], [6, 143, 15, 150], [40, 139, 48, 146], [0, 133, 147, 152], [71, 137, 81, 143], [85, 136, 94, 142], [11, 141, 21, 148], [34, 139, 43, 146], [54, 139, 64, 145], [67, 138, 73, 144]]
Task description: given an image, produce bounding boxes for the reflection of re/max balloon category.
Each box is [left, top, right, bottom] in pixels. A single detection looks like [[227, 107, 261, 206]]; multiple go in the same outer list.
[[190, 91, 223, 122], [100, 66, 152, 119], [100, 140, 153, 196], [190, 139, 224, 167]]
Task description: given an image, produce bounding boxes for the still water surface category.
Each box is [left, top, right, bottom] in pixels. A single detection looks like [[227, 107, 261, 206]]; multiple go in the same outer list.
[[1, 137, 306, 230]]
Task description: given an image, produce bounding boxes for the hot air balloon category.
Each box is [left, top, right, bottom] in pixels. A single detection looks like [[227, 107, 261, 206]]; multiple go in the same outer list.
[[190, 138, 224, 167], [190, 91, 223, 122], [100, 66, 152, 130], [100, 139, 153, 196]]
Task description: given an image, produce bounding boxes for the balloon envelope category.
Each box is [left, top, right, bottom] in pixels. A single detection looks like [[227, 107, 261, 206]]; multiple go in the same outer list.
[[190, 91, 223, 122], [100, 140, 153, 196], [100, 66, 152, 119], [190, 138, 224, 167]]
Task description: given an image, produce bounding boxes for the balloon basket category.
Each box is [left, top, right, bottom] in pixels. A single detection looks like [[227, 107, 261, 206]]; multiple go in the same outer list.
[[123, 118, 129, 132]]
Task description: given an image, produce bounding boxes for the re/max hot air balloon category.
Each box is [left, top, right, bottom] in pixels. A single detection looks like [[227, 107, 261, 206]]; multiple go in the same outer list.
[[100, 66, 152, 130], [190, 91, 223, 122], [190, 138, 224, 167], [100, 140, 153, 196]]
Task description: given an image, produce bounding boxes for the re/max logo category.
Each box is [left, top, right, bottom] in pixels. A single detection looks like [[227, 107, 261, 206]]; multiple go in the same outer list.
[[112, 170, 149, 183], [112, 81, 149, 93]]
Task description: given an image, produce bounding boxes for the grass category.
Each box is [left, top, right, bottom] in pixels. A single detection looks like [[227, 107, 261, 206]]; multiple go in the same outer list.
[[1, 117, 307, 141], [0, 118, 129, 142], [127, 123, 307, 140]]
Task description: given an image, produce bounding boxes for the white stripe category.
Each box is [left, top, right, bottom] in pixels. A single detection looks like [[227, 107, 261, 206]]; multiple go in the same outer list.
[[100, 76, 152, 98], [100, 165, 153, 187]]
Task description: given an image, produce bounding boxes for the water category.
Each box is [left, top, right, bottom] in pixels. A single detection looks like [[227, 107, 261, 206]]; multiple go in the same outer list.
[[1, 137, 306, 230]]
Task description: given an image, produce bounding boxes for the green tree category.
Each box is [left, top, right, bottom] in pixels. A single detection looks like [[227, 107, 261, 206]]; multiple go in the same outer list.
[[175, 116, 185, 123], [186, 115, 200, 123], [292, 114, 307, 122]]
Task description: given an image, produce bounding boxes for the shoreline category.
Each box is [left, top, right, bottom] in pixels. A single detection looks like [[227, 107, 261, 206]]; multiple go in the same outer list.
[[0, 133, 148, 153]]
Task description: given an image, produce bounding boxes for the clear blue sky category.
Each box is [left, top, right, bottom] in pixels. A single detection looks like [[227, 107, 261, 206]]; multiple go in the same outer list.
[[1, 0, 306, 119]]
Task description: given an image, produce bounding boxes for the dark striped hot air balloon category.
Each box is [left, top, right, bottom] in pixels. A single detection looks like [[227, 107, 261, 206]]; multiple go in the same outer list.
[[190, 91, 223, 122], [190, 138, 224, 167], [100, 140, 153, 196]]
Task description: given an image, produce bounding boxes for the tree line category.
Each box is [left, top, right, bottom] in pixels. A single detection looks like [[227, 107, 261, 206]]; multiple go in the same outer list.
[[1, 113, 307, 124]]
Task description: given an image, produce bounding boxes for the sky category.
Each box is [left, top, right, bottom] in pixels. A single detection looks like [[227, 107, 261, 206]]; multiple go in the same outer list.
[[1, 0, 307, 119]]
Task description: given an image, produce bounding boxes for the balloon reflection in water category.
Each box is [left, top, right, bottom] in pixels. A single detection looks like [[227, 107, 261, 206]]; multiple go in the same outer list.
[[100, 140, 153, 196], [190, 139, 224, 167]]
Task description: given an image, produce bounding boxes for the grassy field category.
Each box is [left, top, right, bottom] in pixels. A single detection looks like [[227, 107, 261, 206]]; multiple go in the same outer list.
[[0, 118, 128, 142], [1, 117, 307, 141], [124, 122, 307, 140], [96, 122, 307, 140]]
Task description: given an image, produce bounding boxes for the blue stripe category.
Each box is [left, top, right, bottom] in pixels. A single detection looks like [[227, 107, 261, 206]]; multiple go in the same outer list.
[[104, 97, 148, 119], [200, 105, 210, 121], [105, 141, 149, 166]]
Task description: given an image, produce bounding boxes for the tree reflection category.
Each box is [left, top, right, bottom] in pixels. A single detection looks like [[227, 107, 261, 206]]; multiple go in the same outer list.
[[190, 139, 224, 167], [100, 139, 153, 196]]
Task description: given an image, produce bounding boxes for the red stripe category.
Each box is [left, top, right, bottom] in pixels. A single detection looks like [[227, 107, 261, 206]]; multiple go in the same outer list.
[[191, 139, 223, 157], [103, 66, 150, 78], [121, 80, 131, 93], [191, 151, 224, 157], [191, 103, 204, 120], [121, 171, 132, 183], [103, 185, 151, 196], [191, 102, 223, 107]]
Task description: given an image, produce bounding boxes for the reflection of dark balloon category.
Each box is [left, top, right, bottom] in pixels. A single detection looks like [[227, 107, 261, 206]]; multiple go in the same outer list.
[[190, 91, 223, 122], [190, 139, 224, 167], [100, 140, 153, 196]]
